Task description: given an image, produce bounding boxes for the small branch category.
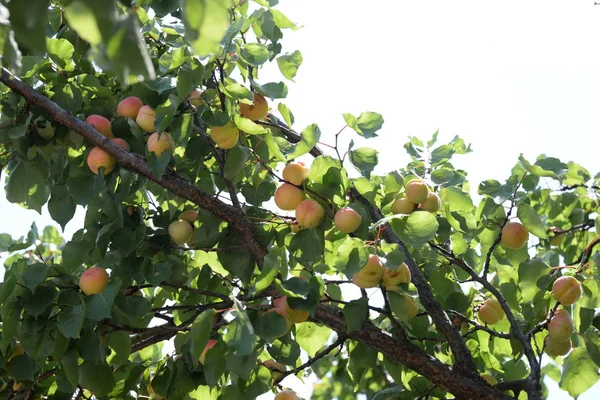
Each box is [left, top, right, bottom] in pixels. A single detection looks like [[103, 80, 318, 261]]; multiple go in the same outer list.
[[447, 310, 513, 340], [274, 335, 346, 386], [160, 282, 230, 301], [261, 114, 324, 158], [559, 183, 600, 191]]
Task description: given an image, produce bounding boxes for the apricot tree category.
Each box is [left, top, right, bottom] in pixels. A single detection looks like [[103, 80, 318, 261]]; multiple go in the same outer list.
[[0, 1, 599, 399]]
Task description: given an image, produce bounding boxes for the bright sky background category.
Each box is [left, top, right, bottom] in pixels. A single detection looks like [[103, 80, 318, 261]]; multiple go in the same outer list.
[[1, 0, 600, 399]]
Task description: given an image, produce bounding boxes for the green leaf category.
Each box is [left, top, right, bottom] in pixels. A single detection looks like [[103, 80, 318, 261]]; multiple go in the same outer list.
[[559, 347, 600, 398], [142, 261, 172, 286], [57, 303, 86, 339], [5, 160, 50, 213], [583, 327, 600, 368], [48, 185, 76, 230], [21, 263, 48, 292], [183, 0, 229, 57], [440, 187, 473, 211], [7, 0, 48, 54], [333, 237, 370, 278], [46, 38, 75, 71], [84, 280, 120, 321], [343, 112, 384, 138], [79, 361, 116, 397], [190, 309, 216, 365], [277, 103, 294, 126], [63, 1, 103, 45], [289, 228, 324, 267], [519, 155, 558, 179], [62, 240, 91, 274], [256, 247, 283, 293], [390, 211, 439, 247], [5, 354, 36, 382], [349, 147, 378, 178], [344, 298, 368, 333], [49, 84, 83, 112], [387, 291, 414, 322], [276, 50, 302, 81], [107, 331, 132, 367], [295, 322, 331, 357], [224, 306, 256, 356], [517, 203, 547, 239], [147, 151, 171, 180], [221, 81, 253, 102], [517, 259, 551, 302], [253, 81, 288, 99], [0, 233, 13, 251], [233, 114, 268, 134], [106, 14, 156, 84], [240, 43, 270, 66], [287, 124, 321, 160]]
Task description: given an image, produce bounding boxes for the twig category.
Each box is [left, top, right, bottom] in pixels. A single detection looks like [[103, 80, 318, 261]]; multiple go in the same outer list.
[[274, 334, 346, 386]]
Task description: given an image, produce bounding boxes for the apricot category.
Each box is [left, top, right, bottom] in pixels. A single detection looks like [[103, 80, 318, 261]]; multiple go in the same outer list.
[[263, 359, 286, 380], [187, 90, 205, 107], [274, 184, 305, 210], [79, 267, 110, 295], [239, 92, 268, 121], [295, 199, 325, 228], [136, 105, 156, 133], [334, 207, 362, 233], [544, 335, 571, 358], [116, 96, 143, 119], [382, 262, 411, 288], [391, 197, 415, 214], [87, 146, 116, 175], [552, 276, 582, 306], [282, 161, 309, 186], [168, 220, 193, 245], [275, 390, 300, 400], [352, 254, 384, 288], [405, 179, 429, 204], [547, 309, 574, 342], [274, 296, 309, 324], [478, 298, 505, 325], [419, 192, 441, 213], [210, 122, 240, 149], [147, 132, 175, 156], [501, 222, 529, 249], [179, 210, 198, 225], [86, 114, 113, 138]]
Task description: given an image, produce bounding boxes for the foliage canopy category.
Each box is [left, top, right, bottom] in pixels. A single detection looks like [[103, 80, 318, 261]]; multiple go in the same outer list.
[[0, 1, 599, 399]]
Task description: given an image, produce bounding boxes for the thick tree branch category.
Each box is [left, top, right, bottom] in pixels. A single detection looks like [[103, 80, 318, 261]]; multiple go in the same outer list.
[[429, 242, 542, 398], [350, 187, 479, 375], [0, 67, 266, 262], [314, 304, 512, 400]]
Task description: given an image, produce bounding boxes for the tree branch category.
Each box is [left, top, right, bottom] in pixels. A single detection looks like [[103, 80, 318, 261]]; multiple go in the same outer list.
[[350, 187, 479, 375], [313, 304, 512, 400], [0, 67, 266, 262]]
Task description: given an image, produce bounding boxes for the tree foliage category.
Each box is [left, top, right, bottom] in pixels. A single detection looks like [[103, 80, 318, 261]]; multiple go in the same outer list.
[[0, 1, 599, 399]]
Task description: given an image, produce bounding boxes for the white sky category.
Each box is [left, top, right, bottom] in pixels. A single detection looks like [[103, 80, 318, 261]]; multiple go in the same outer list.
[[1, 0, 600, 398]]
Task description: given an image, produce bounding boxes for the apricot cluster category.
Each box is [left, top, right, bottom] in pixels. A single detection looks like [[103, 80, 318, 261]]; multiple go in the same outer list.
[[542, 275, 582, 357], [208, 92, 269, 149], [168, 209, 198, 245], [352, 255, 417, 317], [85, 95, 176, 175], [391, 179, 441, 215]]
